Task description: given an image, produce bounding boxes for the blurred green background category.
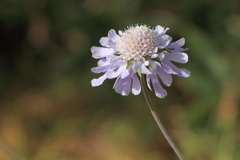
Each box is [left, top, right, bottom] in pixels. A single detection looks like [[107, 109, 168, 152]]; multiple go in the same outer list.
[[0, 0, 240, 160]]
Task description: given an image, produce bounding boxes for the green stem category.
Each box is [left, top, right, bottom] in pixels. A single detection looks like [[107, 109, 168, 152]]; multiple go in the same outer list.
[[140, 75, 185, 160]]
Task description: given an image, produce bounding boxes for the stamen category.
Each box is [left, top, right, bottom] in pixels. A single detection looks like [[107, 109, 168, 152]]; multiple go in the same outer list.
[[116, 25, 161, 61]]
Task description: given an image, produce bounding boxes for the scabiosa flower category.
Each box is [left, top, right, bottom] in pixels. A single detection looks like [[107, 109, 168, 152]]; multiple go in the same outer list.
[[91, 24, 190, 98]]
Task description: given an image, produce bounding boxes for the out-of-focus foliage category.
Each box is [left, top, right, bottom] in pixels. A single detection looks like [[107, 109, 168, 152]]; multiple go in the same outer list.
[[0, 0, 240, 160]]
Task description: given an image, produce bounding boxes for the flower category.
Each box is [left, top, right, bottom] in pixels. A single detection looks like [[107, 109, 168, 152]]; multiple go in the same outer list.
[[91, 24, 190, 98]]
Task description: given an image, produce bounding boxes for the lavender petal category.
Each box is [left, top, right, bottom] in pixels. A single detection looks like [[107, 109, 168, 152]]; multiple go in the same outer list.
[[150, 73, 167, 98], [165, 52, 188, 64], [162, 60, 190, 77], [132, 62, 141, 73], [167, 38, 185, 49], [91, 65, 110, 73], [175, 68, 190, 77], [146, 74, 152, 90], [114, 76, 131, 96], [108, 29, 120, 42], [155, 65, 172, 86], [161, 59, 178, 74], [91, 47, 115, 59], [97, 58, 110, 66], [158, 35, 172, 48], [100, 37, 115, 47], [121, 66, 130, 79], [154, 25, 169, 35], [91, 74, 107, 87], [140, 64, 151, 74], [106, 65, 124, 79], [131, 73, 141, 95]]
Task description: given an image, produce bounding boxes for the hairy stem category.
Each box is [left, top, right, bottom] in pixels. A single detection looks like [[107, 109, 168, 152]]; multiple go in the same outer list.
[[140, 75, 185, 160]]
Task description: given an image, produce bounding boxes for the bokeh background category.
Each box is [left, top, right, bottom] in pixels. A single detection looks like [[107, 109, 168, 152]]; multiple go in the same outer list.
[[0, 0, 240, 160]]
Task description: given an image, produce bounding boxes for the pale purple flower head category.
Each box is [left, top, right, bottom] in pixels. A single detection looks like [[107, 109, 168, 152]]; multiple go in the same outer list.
[[91, 24, 190, 98]]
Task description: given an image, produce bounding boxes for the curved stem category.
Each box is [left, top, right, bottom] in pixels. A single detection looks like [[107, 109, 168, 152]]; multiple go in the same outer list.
[[140, 75, 185, 160]]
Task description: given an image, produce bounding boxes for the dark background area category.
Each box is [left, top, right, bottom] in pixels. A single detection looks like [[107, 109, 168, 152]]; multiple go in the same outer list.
[[0, 0, 240, 159]]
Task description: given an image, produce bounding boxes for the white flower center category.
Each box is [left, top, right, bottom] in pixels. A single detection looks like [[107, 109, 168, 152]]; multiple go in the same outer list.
[[116, 25, 160, 61]]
